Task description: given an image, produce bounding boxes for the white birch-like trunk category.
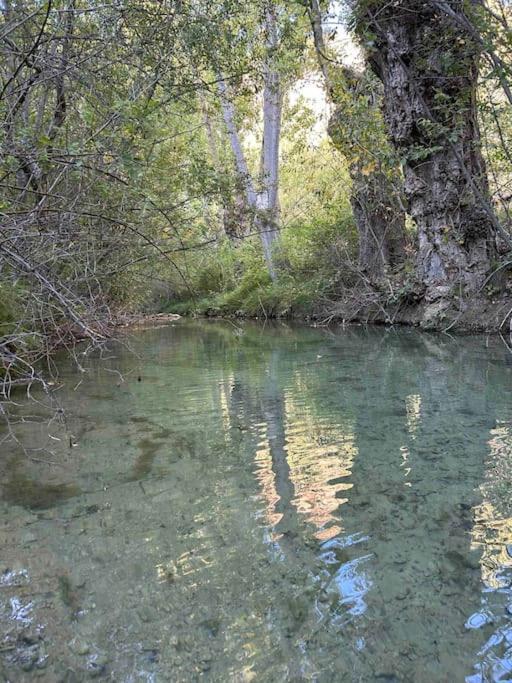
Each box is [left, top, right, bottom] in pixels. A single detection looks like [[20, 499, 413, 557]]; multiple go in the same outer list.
[[217, 78, 259, 209], [217, 76, 278, 280], [258, 3, 282, 279], [215, 3, 282, 281]]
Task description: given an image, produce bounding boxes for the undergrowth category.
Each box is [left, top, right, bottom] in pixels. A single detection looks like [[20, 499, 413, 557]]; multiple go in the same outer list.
[[162, 205, 359, 318]]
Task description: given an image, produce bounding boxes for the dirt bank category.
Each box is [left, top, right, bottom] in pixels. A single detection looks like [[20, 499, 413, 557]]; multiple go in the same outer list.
[[309, 292, 512, 334]]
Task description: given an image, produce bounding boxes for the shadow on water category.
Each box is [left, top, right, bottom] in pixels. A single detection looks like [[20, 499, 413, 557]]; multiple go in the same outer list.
[[1, 471, 81, 510], [125, 423, 173, 482]]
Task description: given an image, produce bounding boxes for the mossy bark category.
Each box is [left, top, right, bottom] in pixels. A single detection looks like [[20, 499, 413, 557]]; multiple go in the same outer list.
[[358, 0, 497, 302], [308, 0, 406, 282]]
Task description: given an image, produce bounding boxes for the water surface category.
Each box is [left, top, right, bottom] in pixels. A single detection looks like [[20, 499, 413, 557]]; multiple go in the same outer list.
[[1, 321, 512, 681]]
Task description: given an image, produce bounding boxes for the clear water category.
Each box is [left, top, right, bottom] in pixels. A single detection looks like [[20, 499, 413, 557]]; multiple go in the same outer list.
[[1, 321, 512, 682]]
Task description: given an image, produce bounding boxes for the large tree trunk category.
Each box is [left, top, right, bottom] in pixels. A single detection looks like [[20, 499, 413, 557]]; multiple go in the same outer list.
[[357, 0, 497, 302], [308, 0, 406, 282], [349, 164, 406, 276]]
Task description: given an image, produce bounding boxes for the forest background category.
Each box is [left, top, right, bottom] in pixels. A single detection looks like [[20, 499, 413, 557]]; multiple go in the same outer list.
[[2, 0, 512, 408]]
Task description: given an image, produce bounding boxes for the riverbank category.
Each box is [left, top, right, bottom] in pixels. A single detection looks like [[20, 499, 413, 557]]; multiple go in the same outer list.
[[313, 292, 512, 334], [2, 288, 509, 409], [163, 288, 512, 335]]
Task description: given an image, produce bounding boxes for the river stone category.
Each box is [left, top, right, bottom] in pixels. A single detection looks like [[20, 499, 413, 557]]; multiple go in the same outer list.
[[36, 655, 49, 670], [143, 648, 159, 664], [199, 618, 220, 637], [71, 571, 87, 589], [21, 531, 37, 545], [35, 644, 49, 669], [19, 649, 38, 672], [69, 639, 90, 656], [137, 605, 155, 623], [86, 654, 108, 678]]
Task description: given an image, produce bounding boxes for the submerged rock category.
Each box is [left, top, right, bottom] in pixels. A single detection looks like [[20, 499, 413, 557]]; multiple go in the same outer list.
[[137, 606, 155, 623], [21, 531, 37, 545], [69, 638, 90, 656], [85, 654, 108, 678]]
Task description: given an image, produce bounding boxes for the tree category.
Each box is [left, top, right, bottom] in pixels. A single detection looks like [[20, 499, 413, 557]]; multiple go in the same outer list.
[[0, 0, 225, 399], [308, 0, 407, 282], [354, 0, 501, 308], [216, 1, 284, 281]]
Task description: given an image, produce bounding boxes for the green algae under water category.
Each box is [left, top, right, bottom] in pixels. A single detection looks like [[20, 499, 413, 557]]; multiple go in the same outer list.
[[0, 321, 512, 682]]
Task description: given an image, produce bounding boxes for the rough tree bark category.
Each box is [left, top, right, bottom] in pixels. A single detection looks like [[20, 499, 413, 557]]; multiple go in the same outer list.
[[308, 0, 406, 281], [347, 160, 407, 275], [356, 0, 498, 304]]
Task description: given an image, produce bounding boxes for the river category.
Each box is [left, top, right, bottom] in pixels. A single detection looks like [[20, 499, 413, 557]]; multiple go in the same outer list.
[[0, 320, 511, 681]]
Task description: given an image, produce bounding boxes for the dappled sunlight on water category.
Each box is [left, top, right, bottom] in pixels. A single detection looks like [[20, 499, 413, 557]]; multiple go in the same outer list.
[[0, 321, 512, 681]]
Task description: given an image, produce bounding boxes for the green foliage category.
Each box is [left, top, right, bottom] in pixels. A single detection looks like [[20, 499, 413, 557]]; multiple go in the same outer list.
[[2, 0, 512, 373], [163, 185, 356, 318]]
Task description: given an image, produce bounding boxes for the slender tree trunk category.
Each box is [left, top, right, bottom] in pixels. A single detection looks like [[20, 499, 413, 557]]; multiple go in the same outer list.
[[200, 93, 223, 214], [215, 2, 282, 282], [257, 3, 282, 279], [308, 0, 330, 87], [308, 0, 406, 281], [217, 78, 258, 209], [358, 0, 498, 302], [217, 75, 278, 280]]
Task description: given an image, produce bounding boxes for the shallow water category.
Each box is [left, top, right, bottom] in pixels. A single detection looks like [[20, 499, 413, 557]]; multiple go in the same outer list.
[[1, 321, 512, 682]]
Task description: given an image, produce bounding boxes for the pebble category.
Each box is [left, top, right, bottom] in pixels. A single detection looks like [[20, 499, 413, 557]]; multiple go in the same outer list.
[[69, 639, 90, 656], [21, 531, 37, 545], [143, 649, 159, 664], [395, 588, 410, 601], [36, 655, 49, 670], [86, 654, 108, 678], [19, 650, 38, 672], [137, 606, 155, 623], [36, 644, 49, 669], [72, 573, 86, 589]]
